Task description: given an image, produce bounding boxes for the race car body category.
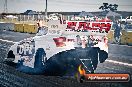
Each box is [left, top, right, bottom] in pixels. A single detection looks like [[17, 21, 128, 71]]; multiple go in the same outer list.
[[5, 20, 113, 76]]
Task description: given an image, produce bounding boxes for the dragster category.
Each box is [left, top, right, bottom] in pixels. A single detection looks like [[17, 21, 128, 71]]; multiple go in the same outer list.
[[5, 19, 113, 76]]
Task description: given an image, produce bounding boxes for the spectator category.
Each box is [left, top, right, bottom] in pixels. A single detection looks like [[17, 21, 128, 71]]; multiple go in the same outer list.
[[37, 19, 48, 35], [114, 20, 122, 43]]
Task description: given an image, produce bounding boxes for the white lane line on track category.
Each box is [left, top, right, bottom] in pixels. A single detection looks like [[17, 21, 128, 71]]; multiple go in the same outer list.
[[0, 39, 17, 44], [106, 59, 132, 67]]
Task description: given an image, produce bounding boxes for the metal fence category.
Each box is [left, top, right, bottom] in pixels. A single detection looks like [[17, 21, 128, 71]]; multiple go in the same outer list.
[[0, 14, 47, 24]]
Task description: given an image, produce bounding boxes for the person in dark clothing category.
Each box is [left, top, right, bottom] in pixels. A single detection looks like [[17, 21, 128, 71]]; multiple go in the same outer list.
[[114, 21, 122, 43]]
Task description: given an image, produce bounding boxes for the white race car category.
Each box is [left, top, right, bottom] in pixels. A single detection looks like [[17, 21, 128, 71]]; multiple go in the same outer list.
[[5, 20, 112, 76]]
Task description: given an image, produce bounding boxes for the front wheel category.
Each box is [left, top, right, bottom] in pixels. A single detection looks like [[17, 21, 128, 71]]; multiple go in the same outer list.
[[4, 50, 16, 66], [34, 48, 46, 68], [7, 50, 15, 59]]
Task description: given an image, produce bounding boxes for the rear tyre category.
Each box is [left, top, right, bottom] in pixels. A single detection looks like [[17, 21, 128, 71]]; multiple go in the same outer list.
[[99, 50, 108, 63]]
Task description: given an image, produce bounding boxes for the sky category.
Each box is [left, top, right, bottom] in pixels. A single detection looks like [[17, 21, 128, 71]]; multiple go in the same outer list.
[[0, 0, 132, 13]]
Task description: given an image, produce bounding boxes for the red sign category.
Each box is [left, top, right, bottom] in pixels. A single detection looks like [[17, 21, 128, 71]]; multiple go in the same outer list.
[[66, 21, 112, 33]]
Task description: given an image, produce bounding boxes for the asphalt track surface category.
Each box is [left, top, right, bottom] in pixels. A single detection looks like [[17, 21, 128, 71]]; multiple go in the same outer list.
[[0, 30, 132, 87]]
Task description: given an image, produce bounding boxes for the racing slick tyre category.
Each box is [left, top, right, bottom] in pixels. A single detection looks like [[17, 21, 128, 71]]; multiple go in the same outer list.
[[42, 50, 82, 76], [4, 50, 16, 66], [34, 48, 46, 68], [17, 48, 47, 74], [7, 50, 15, 59], [98, 50, 108, 63]]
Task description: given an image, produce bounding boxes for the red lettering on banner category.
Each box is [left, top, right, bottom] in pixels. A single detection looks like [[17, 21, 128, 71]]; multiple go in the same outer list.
[[78, 22, 87, 29], [92, 23, 100, 28], [66, 22, 112, 32], [86, 23, 91, 30], [67, 22, 77, 30]]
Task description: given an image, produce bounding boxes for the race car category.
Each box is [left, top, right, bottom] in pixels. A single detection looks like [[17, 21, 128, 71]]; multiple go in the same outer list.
[[5, 20, 113, 76]]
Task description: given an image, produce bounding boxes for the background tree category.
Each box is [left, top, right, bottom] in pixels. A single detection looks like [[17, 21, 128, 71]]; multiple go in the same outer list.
[[99, 3, 109, 11], [99, 3, 118, 12], [113, 4, 118, 11]]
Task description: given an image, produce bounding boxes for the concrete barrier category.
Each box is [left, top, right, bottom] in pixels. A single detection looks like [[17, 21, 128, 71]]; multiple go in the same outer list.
[[14, 23, 24, 32], [0, 22, 37, 34], [23, 24, 29, 33], [107, 30, 114, 43], [107, 30, 132, 45], [120, 30, 132, 45], [29, 24, 37, 33], [0, 23, 14, 31], [126, 32, 132, 45], [23, 24, 37, 33], [120, 30, 127, 45]]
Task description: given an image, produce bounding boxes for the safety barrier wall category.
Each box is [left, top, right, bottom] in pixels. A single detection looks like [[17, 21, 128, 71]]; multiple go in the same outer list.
[[126, 32, 132, 45], [120, 30, 132, 45], [120, 30, 127, 45], [0, 23, 14, 31], [14, 23, 37, 33], [23, 24, 29, 33], [107, 29, 132, 45], [23, 24, 37, 33], [107, 30, 114, 43], [14, 23, 24, 32]]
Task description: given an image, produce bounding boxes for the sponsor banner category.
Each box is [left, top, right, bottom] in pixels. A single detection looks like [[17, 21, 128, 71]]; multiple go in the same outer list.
[[66, 21, 113, 33], [47, 20, 113, 35]]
